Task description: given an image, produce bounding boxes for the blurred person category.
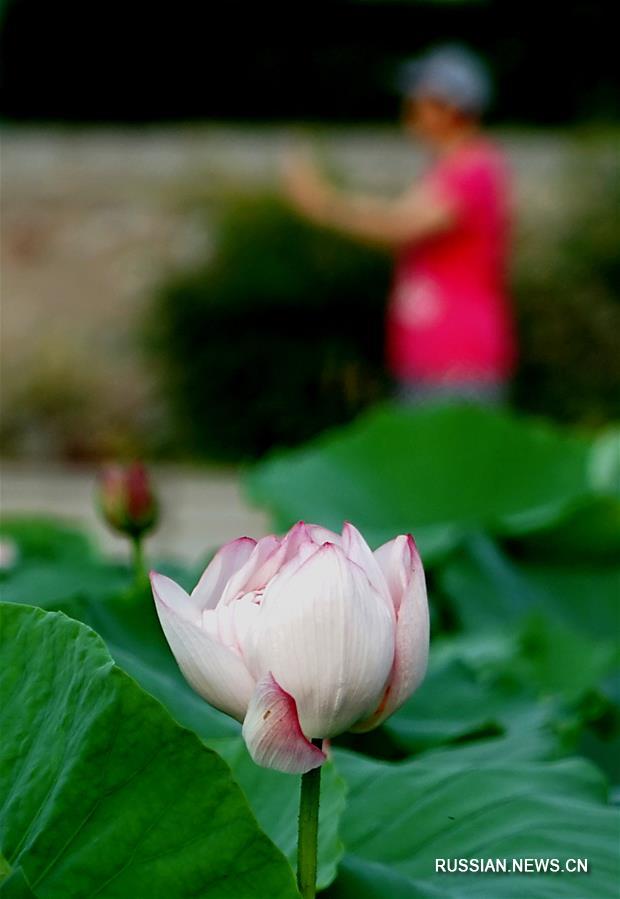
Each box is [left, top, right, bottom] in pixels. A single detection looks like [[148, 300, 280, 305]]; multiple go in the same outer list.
[[283, 45, 516, 405]]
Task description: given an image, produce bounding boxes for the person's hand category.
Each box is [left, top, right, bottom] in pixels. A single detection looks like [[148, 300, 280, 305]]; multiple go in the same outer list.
[[281, 147, 331, 221]]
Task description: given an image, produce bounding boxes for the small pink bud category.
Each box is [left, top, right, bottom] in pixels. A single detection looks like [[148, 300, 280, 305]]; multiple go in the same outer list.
[[98, 462, 158, 539]]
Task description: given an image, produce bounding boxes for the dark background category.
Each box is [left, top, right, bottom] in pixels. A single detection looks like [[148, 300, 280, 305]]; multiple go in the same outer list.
[[1, 0, 616, 124]]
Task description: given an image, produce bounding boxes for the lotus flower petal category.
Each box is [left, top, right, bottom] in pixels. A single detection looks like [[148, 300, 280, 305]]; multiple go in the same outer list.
[[341, 521, 394, 611], [307, 524, 341, 545], [241, 521, 315, 594], [242, 673, 326, 774], [252, 543, 395, 738], [191, 537, 257, 611], [152, 572, 255, 721], [353, 535, 429, 731], [220, 535, 282, 605]]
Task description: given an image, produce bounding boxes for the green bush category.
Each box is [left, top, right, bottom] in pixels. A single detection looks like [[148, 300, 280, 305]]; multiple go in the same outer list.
[[149, 195, 390, 461], [513, 156, 620, 425]]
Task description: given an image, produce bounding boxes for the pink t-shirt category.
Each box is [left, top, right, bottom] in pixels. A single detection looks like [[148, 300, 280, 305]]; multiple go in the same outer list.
[[386, 139, 516, 383]]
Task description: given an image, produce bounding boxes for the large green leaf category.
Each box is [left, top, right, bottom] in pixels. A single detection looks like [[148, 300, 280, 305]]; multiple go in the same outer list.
[[384, 623, 618, 771], [0, 603, 298, 899], [76, 587, 239, 739], [2, 570, 238, 740], [209, 738, 346, 890], [514, 495, 620, 563], [0, 516, 132, 610], [384, 654, 561, 759], [0, 562, 133, 608], [0, 518, 96, 565], [0, 868, 38, 899], [590, 427, 620, 498], [2, 560, 347, 882], [0, 515, 235, 739], [246, 405, 604, 557], [326, 748, 620, 899], [0, 522, 346, 859], [517, 615, 619, 699], [505, 426, 620, 560], [438, 534, 620, 640], [0, 517, 197, 607]]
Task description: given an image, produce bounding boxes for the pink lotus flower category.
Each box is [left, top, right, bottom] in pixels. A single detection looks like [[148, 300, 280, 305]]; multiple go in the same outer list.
[[151, 521, 429, 773]]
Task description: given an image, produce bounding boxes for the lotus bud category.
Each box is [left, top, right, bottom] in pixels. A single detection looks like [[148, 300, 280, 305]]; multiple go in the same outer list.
[[98, 462, 158, 540], [151, 521, 429, 774]]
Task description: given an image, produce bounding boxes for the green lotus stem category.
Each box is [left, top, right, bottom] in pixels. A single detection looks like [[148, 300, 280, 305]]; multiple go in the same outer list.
[[131, 535, 146, 585], [297, 741, 323, 899]]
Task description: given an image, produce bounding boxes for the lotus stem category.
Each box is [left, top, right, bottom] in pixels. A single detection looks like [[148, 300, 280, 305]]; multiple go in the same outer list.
[[131, 535, 146, 586], [297, 740, 323, 899]]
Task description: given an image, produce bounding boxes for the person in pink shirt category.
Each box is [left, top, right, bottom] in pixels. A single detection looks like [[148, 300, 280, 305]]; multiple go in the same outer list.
[[284, 45, 516, 404]]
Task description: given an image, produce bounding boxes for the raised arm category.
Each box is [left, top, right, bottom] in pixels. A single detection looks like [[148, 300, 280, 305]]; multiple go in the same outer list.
[[282, 151, 456, 249]]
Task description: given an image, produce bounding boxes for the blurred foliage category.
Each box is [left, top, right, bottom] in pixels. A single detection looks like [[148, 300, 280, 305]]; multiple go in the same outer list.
[[246, 404, 619, 556], [148, 195, 390, 460], [150, 174, 619, 461], [0, 343, 151, 462], [513, 155, 620, 425]]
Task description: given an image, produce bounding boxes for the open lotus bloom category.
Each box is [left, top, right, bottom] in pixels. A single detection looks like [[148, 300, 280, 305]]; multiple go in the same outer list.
[[151, 522, 429, 773]]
